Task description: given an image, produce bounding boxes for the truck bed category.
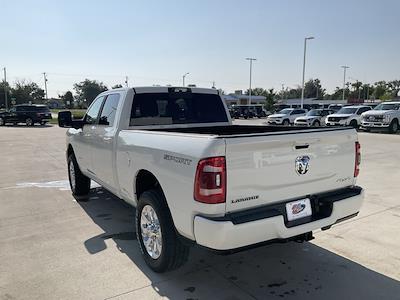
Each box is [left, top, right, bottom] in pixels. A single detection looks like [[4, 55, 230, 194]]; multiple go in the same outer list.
[[149, 125, 353, 137]]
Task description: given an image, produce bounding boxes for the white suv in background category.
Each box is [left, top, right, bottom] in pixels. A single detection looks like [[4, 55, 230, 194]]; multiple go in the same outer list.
[[326, 105, 371, 128], [266, 108, 307, 126], [360, 102, 400, 134], [294, 109, 334, 127]]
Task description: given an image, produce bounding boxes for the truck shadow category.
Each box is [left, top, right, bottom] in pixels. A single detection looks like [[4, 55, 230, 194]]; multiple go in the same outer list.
[[79, 187, 400, 300]]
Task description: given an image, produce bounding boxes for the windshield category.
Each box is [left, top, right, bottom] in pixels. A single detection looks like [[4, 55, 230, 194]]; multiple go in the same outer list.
[[374, 103, 400, 111], [36, 106, 50, 112], [306, 110, 322, 116], [278, 108, 293, 115], [337, 107, 357, 114]]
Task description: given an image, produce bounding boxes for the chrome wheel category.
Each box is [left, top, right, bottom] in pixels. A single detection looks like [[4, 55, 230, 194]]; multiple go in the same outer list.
[[26, 118, 33, 126], [69, 160, 76, 192], [140, 205, 162, 259]]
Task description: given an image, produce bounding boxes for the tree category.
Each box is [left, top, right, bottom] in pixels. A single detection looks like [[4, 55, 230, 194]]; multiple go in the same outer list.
[[112, 84, 123, 89], [304, 79, 325, 99], [73, 79, 108, 106], [265, 88, 276, 112], [286, 86, 302, 99], [11, 79, 45, 105], [60, 91, 74, 108], [373, 81, 387, 100], [245, 87, 267, 96]]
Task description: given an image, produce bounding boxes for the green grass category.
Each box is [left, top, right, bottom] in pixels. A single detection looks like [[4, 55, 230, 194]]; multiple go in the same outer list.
[[50, 109, 86, 124]]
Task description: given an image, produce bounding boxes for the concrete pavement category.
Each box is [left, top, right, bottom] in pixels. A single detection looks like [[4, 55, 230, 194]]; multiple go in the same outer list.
[[0, 124, 399, 299]]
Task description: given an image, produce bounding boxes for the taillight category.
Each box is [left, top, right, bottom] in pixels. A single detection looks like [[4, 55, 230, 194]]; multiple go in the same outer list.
[[194, 156, 226, 204], [354, 141, 361, 177]]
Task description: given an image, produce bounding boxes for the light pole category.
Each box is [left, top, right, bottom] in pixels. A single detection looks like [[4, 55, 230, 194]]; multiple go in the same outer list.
[[301, 36, 314, 108], [182, 72, 189, 87], [3, 67, 8, 110], [341, 66, 349, 101], [245, 57, 256, 105], [42, 72, 48, 100]]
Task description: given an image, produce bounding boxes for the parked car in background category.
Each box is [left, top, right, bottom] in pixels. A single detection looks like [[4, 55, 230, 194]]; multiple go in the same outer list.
[[230, 105, 256, 119], [0, 104, 52, 126], [328, 104, 344, 112], [360, 101, 400, 133], [294, 109, 334, 127], [266, 108, 307, 126], [253, 105, 269, 118], [326, 106, 371, 128]]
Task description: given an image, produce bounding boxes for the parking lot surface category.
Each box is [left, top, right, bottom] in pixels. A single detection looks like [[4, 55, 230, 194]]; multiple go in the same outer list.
[[1, 123, 399, 300]]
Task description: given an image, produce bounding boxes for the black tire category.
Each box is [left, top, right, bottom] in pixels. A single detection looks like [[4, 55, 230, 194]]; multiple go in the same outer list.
[[25, 118, 34, 126], [136, 189, 190, 273], [388, 119, 399, 134], [67, 154, 91, 198], [283, 119, 290, 126], [40, 121, 47, 126], [349, 120, 358, 129], [313, 120, 320, 127], [0, 117, 4, 126]]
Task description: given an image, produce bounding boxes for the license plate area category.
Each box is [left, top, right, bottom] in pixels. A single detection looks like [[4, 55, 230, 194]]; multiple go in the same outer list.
[[285, 198, 312, 222]]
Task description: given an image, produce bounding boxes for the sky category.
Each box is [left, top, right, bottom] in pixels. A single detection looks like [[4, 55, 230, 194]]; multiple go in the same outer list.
[[1, 0, 400, 98]]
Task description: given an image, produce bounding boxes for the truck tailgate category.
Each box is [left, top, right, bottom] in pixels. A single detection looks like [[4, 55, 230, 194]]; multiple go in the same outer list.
[[224, 128, 357, 213]]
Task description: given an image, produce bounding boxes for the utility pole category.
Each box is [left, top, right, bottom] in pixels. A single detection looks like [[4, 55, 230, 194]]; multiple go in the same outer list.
[[182, 72, 189, 87], [125, 76, 129, 87], [245, 57, 256, 105], [281, 84, 285, 100], [301, 36, 314, 108], [42, 72, 48, 100], [341, 66, 349, 101], [3, 67, 8, 110]]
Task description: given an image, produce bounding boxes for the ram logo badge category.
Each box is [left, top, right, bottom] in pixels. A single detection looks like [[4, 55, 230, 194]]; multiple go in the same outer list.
[[295, 155, 310, 175]]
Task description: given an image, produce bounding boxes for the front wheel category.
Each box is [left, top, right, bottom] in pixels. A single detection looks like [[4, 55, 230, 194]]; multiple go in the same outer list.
[[389, 119, 399, 134], [67, 154, 91, 198], [282, 119, 290, 126], [136, 189, 190, 273], [313, 120, 320, 127], [0, 117, 5, 126], [349, 120, 358, 129]]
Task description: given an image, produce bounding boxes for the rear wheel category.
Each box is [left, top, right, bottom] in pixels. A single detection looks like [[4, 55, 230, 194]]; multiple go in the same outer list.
[[40, 121, 47, 126], [136, 189, 190, 273], [25, 118, 34, 126], [67, 154, 91, 198], [0, 117, 4, 126], [389, 119, 399, 134]]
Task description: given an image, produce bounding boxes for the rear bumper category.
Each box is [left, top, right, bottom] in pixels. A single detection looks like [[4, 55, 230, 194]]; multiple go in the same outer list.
[[194, 186, 364, 250]]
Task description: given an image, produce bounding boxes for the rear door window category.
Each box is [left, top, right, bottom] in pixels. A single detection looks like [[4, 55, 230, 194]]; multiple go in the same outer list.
[[130, 91, 228, 126]]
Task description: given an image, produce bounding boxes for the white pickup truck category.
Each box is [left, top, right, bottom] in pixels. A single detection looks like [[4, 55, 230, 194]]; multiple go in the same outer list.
[[58, 87, 364, 272]]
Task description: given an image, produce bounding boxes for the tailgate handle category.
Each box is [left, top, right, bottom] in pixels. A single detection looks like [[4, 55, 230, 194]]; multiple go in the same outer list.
[[295, 144, 309, 150]]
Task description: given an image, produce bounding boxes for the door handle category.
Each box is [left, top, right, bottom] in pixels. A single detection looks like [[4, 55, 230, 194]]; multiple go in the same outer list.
[[103, 137, 112, 142], [295, 144, 309, 150]]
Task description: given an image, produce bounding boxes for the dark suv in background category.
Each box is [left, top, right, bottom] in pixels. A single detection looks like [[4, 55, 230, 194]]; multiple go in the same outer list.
[[0, 105, 52, 126]]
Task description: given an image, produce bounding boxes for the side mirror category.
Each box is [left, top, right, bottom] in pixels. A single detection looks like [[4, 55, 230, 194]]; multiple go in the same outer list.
[[58, 111, 85, 129], [58, 111, 73, 127]]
